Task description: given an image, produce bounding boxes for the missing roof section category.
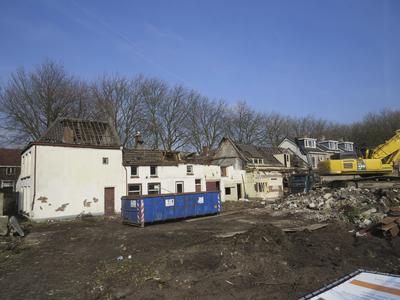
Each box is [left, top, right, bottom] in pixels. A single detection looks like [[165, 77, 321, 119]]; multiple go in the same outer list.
[[37, 117, 121, 146]]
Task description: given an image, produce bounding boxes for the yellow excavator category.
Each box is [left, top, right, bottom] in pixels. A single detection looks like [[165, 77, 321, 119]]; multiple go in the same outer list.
[[318, 130, 400, 188]]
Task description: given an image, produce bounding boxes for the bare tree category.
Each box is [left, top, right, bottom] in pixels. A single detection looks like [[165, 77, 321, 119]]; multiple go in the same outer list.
[[91, 73, 145, 148], [259, 111, 293, 146], [140, 77, 169, 149], [226, 100, 263, 145], [187, 93, 228, 153], [158, 84, 191, 151], [0, 58, 88, 145]]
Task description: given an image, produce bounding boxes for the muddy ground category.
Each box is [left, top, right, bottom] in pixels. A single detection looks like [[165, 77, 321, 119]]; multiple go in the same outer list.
[[1, 200, 400, 300]]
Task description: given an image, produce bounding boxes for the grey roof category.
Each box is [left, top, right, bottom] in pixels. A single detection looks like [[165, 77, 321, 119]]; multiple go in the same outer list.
[[254, 146, 285, 167], [37, 118, 121, 146], [257, 147, 289, 155], [235, 144, 264, 159]]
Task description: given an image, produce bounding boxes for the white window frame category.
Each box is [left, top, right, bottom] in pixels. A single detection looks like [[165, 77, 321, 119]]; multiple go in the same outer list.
[[6, 167, 15, 175], [186, 165, 193, 175], [148, 183, 160, 194], [131, 166, 138, 177], [150, 166, 157, 176]]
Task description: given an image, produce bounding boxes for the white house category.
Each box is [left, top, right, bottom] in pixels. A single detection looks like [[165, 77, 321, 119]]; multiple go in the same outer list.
[[18, 118, 125, 221], [123, 143, 221, 199]]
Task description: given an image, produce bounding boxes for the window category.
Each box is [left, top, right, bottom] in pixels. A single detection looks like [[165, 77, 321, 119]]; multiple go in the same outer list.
[[221, 167, 227, 176], [187, 165, 193, 175], [150, 166, 157, 176], [176, 182, 183, 193], [225, 187, 231, 195], [131, 166, 138, 177], [329, 142, 338, 150], [252, 159, 263, 164], [148, 183, 160, 194], [128, 184, 141, 195], [6, 167, 15, 175], [103, 157, 109, 165], [1, 180, 15, 190]]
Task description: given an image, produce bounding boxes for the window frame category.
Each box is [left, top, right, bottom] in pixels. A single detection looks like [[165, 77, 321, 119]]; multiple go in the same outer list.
[[102, 157, 109, 165], [148, 182, 161, 195], [130, 166, 138, 177], [128, 184, 142, 196], [6, 167, 15, 175], [186, 165, 193, 175], [150, 166, 157, 177], [176, 181, 184, 193]]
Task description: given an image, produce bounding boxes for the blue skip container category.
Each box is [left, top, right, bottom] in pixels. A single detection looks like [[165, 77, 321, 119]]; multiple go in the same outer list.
[[121, 191, 221, 227]]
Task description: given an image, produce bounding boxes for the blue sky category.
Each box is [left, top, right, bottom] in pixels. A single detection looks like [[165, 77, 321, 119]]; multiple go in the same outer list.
[[1, 0, 399, 124]]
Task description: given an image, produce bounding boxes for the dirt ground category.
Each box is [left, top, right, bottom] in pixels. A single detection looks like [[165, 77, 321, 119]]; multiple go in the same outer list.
[[1, 200, 400, 300]]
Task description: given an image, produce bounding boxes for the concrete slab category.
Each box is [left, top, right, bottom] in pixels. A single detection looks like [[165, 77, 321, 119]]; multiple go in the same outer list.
[[0, 215, 9, 236]]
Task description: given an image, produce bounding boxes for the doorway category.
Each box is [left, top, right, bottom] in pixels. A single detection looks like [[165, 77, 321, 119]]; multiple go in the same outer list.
[[104, 187, 115, 215]]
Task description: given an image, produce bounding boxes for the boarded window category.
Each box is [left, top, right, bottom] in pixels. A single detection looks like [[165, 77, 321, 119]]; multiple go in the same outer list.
[[148, 183, 160, 194], [128, 184, 141, 195]]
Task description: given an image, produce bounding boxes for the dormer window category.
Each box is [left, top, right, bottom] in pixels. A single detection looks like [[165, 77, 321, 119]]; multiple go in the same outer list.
[[252, 158, 263, 164], [328, 142, 338, 150], [304, 140, 316, 148]]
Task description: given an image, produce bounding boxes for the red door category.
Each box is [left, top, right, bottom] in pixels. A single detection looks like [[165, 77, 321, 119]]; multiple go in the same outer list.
[[206, 181, 216, 191], [104, 187, 115, 215]]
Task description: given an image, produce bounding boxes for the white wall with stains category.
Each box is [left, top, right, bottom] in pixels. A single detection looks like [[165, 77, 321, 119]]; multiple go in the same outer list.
[[20, 145, 124, 221]]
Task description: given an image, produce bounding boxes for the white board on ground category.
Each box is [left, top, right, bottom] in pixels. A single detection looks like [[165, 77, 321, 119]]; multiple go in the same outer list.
[[309, 271, 400, 300]]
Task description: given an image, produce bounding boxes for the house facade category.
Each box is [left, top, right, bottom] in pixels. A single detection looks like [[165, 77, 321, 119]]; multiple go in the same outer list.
[[0, 148, 21, 191], [18, 118, 125, 221], [211, 135, 284, 201], [123, 146, 221, 198]]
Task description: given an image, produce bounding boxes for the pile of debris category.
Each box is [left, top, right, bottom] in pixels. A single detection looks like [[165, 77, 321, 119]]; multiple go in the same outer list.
[[266, 187, 400, 227]]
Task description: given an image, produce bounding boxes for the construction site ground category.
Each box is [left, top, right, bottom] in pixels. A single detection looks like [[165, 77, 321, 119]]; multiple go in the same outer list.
[[1, 199, 400, 300]]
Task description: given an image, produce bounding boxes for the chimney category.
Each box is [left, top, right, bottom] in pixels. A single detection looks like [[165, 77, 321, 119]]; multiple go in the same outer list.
[[63, 127, 74, 143], [339, 138, 344, 142], [317, 135, 325, 141], [135, 132, 143, 149], [203, 145, 209, 156], [299, 134, 307, 139]]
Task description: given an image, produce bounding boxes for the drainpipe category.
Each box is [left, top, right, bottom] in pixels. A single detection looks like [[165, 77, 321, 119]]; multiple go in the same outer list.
[[124, 166, 128, 195], [31, 145, 37, 216]]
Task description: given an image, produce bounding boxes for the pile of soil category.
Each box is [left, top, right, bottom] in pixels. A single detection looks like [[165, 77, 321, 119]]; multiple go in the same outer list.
[[1, 202, 400, 300]]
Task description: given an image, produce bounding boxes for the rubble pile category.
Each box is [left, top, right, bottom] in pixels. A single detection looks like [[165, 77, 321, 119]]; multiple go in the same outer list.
[[268, 187, 400, 227]]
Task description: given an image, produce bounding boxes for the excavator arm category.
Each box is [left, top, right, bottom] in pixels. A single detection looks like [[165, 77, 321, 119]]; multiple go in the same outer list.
[[370, 129, 400, 164]]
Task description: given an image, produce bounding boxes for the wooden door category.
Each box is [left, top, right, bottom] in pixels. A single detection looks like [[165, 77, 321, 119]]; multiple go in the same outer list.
[[104, 187, 115, 215], [206, 181, 216, 191]]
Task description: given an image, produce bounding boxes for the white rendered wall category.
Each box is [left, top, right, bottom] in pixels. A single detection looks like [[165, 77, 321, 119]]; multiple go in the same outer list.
[[126, 164, 221, 195], [28, 146, 124, 221]]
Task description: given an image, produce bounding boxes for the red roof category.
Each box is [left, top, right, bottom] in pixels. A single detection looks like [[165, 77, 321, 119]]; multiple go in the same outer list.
[[0, 148, 21, 166]]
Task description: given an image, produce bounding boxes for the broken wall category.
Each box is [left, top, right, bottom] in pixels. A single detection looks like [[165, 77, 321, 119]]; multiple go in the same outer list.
[[245, 171, 283, 200]]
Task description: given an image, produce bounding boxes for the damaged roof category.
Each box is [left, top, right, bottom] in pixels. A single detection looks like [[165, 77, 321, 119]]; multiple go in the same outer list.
[[235, 144, 264, 159], [123, 148, 165, 165], [254, 146, 285, 167], [36, 118, 121, 147], [0, 148, 21, 166]]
